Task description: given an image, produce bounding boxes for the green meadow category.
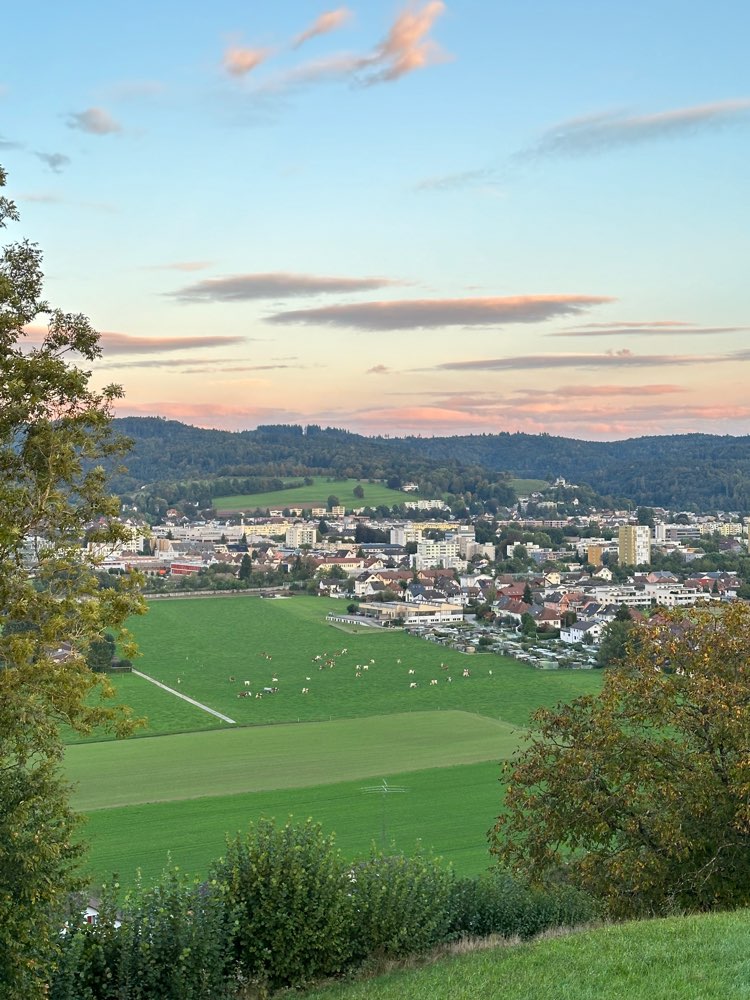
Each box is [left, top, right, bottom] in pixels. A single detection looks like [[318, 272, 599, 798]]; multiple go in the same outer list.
[[305, 911, 750, 1000], [69, 596, 602, 889], [508, 477, 549, 494], [213, 476, 409, 512]]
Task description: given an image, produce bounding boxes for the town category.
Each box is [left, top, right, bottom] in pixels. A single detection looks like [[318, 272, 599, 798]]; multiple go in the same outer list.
[[75, 476, 749, 671]]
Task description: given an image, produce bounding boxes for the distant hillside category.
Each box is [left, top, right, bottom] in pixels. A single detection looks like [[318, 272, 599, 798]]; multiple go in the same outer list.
[[111, 418, 750, 512], [397, 432, 750, 511], [109, 418, 517, 508]]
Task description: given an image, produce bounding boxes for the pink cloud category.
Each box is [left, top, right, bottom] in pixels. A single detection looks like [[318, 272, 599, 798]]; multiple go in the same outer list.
[[364, 1, 448, 84], [223, 45, 270, 77], [294, 8, 352, 48], [22, 325, 245, 356]]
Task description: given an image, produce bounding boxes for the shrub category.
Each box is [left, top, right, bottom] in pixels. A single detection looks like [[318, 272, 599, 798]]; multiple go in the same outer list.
[[51, 873, 235, 1000], [210, 818, 354, 990], [348, 849, 455, 960], [448, 870, 598, 940]]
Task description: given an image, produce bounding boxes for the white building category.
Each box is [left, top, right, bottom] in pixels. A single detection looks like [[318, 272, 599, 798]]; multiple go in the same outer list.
[[285, 523, 317, 548]]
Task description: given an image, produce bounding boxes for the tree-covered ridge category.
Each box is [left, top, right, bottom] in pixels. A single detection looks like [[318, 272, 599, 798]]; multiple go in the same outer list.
[[114, 418, 750, 512], [396, 431, 750, 511], [110, 417, 518, 509]]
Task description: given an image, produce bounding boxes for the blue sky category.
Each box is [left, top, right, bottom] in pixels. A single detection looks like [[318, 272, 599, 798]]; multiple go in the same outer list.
[[2, 1, 749, 438]]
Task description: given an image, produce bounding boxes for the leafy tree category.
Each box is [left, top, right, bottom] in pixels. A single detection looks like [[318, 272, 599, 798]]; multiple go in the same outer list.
[[238, 552, 252, 581], [491, 604, 750, 917], [352, 483, 365, 499], [520, 612, 536, 637], [0, 164, 145, 998], [327, 494, 339, 509], [522, 582, 533, 605], [86, 632, 116, 673], [595, 618, 633, 668]]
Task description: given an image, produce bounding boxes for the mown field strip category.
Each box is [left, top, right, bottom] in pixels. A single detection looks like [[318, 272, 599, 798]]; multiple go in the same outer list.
[[132, 668, 236, 724], [66, 711, 520, 811], [82, 759, 505, 888]]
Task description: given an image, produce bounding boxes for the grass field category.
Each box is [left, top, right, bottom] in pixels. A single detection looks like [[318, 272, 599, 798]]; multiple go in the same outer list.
[[508, 478, 549, 494], [213, 477, 409, 512], [66, 712, 517, 810], [71, 595, 602, 890], [304, 910, 750, 1000], [105, 596, 601, 735], [80, 759, 505, 887]]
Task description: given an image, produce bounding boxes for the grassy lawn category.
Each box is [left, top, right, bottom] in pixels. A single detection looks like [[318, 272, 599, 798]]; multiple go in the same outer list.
[[305, 911, 750, 1000], [66, 711, 516, 810], [213, 477, 409, 512], [508, 478, 549, 494], [80, 759, 504, 888], [114, 596, 601, 733], [71, 596, 602, 892]]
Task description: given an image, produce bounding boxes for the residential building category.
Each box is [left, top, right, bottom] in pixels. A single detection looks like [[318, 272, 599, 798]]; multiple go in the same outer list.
[[618, 525, 651, 566]]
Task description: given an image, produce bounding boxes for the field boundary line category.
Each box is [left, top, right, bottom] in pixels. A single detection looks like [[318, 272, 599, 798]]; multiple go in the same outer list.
[[132, 669, 236, 725]]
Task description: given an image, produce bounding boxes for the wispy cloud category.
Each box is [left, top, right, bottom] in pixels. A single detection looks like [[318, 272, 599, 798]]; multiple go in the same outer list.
[[22, 325, 247, 356], [430, 350, 727, 373], [97, 332, 247, 355], [294, 8, 352, 48], [145, 260, 214, 272], [35, 151, 71, 173], [414, 168, 499, 192], [223, 45, 271, 77], [246, 1, 448, 95], [514, 384, 687, 399], [362, 0, 448, 85], [551, 321, 746, 337], [67, 107, 122, 135], [523, 99, 750, 158], [367, 364, 391, 375], [267, 294, 613, 330], [0, 134, 22, 150], [169, 272, 401, 303]]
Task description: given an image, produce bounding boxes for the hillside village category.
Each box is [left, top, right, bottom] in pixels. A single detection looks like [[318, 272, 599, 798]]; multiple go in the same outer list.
[[70, 479, 749, 668]]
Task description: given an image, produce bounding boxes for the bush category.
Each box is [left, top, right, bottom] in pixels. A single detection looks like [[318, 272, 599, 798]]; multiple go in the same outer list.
[[348, 849, 455, 960], [51, 873, 235, 1000], [210, 818, 354, 990], [448, 870, 598, 940]]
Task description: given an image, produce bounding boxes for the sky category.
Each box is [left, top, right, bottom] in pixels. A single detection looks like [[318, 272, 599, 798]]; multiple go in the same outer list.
[[2, 0, 750, 441]]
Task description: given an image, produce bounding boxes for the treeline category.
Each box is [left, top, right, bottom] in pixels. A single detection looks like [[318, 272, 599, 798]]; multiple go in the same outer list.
[[110, 418, 517, 511], [395, 431, 750, 511], [50, 819, 595, 999], [112, 418, 750, 513]]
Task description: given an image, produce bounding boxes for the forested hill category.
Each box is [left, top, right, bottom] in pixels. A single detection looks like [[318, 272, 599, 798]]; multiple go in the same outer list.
[[395, 432, 750, 511], [109, 418, 518, 506], [112, 418, 750, 512]]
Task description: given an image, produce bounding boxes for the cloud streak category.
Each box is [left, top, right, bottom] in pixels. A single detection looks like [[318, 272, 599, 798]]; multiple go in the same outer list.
[[430, 350, 731, 373], [248, 1, 448, 95], [294, 8, 352, 48], [524, 99, 750, 157], [267, 294, 613, 330], [551, 321, 746, 337], [67, 107, 122, 134], [169, 272, 401, 303]]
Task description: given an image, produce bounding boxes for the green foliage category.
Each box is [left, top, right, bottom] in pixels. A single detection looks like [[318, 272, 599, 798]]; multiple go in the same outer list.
[[0, 163, 145, 998], [491, 604, 750, 917], [349, 850, 455, 960], [52, 871, 235, 1000], [448, 870, 598, 940], [211, 818, 354, 989], [0, 760, 83, 1000]]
